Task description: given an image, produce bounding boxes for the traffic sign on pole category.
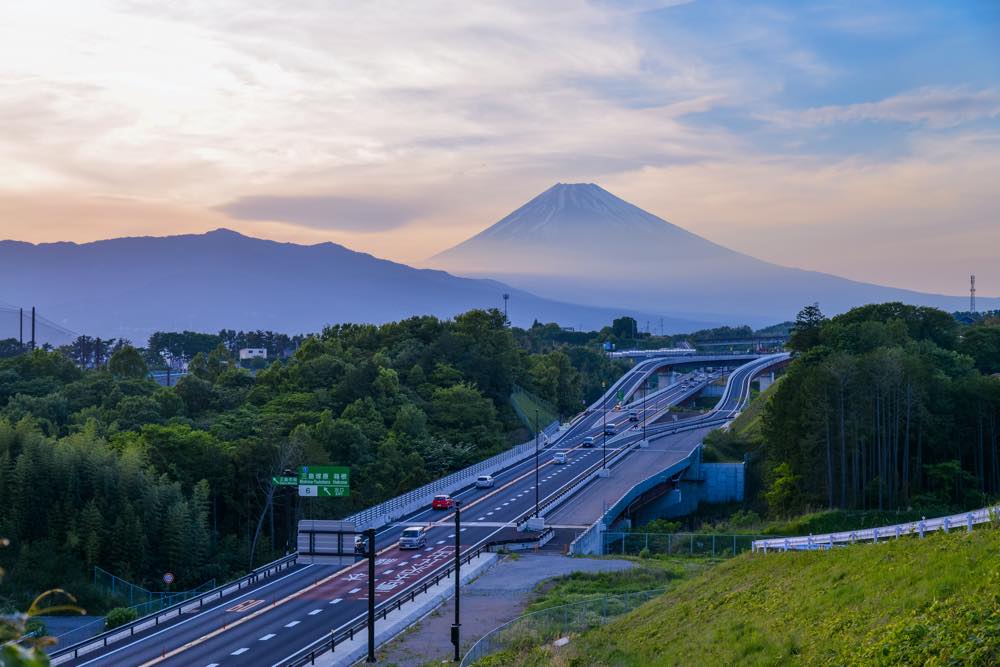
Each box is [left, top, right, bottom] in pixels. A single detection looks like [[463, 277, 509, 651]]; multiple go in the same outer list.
[[298, 466, 350, 497]]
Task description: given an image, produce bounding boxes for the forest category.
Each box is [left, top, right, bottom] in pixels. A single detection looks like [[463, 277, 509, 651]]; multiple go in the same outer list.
[[759, 303, 1000, 516], [0, 309, 626, 610]]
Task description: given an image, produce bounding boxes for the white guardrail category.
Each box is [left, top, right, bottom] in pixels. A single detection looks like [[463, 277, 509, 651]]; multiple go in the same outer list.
[[343, 420, 562, 531], [753, 506, 1000, 552]]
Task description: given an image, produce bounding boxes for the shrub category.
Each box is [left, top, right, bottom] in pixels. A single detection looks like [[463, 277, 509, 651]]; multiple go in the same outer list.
[[105, 607, 138, 630]]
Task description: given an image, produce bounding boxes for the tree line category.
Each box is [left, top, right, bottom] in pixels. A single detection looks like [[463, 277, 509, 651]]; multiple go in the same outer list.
[[761, 303, 1000, 516], [0, 309, 625, 610]]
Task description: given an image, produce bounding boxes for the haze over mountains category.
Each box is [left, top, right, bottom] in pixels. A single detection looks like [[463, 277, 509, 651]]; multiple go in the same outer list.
[[432, 183, 994, 326], [0, 229, 708, 342]]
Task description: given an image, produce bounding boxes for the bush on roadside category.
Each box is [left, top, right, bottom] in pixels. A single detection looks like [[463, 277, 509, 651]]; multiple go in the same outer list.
[[105, 607, 138, 630]]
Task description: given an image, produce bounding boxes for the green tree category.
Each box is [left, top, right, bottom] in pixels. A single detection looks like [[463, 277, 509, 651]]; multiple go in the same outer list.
[[108, 346, 148, 379], [788, 303, 826, 352]]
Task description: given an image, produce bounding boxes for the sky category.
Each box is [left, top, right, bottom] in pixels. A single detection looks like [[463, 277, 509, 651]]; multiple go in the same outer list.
[[1, 0, 998, 296]]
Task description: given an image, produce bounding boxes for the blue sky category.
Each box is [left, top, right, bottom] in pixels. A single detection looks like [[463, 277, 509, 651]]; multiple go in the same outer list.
[[0, 0, 997, 295]]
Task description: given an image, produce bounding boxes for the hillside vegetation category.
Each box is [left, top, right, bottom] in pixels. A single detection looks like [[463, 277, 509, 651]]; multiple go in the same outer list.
[[547, 528, 1000, 666]]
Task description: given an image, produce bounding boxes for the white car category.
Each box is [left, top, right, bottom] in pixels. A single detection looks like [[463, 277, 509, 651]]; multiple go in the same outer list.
[[399, 527, 427, 550], [475, 474, 495, 488], [552, 452, 567, 464]]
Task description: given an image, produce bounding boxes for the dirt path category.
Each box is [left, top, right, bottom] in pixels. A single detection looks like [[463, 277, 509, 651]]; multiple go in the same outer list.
[[375, 553, 633, 666]]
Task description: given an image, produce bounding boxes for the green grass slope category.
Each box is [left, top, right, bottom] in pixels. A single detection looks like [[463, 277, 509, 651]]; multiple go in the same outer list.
[[553, 528, 1000, 666]]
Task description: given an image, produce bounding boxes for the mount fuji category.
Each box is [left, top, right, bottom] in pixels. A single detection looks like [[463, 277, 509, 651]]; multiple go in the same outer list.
[[431, 183, 992, 325]]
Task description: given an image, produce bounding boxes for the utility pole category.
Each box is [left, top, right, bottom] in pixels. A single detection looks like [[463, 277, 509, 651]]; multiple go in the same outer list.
[[365, 527, 376, 663], [30, 307, 35, 351], [970, 274, 977, 313], [451, 500, 462, 662], [502, 293, 510, 325], [534, 410, 540, 518], [18, 307, 23, 350]]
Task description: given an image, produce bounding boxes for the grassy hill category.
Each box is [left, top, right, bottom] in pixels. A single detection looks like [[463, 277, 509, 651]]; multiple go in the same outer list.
[[514, 528, 1000, 665]]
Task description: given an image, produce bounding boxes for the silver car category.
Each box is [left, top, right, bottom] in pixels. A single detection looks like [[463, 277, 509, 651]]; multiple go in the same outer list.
[[399, 527, 427, 550], [476, 474, 495, 488]]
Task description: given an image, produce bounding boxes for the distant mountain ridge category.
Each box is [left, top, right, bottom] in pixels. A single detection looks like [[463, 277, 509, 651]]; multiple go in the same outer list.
[[431, 183, 994, 325], [0, 229, 713, 341]]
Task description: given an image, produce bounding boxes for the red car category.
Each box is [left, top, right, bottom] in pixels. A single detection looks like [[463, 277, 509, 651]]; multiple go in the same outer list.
[[432, 494, 454, 510]]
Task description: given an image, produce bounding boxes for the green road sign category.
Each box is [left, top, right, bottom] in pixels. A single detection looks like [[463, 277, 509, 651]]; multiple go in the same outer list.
[[616, 389, 624, 401], [298, 465, 350, 497], [272, 475, 298, 486]]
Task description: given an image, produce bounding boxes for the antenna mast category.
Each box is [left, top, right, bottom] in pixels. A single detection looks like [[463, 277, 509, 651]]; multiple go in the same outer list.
[[970, 274, 976, 313]]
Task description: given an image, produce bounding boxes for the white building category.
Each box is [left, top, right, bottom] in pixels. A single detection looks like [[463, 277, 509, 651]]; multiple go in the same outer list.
[[239, 348, 267, 360]]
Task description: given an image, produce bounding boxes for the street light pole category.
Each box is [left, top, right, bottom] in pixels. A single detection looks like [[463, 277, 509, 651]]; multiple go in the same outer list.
[[451, 500, 462, 662], [602, 381, 607, 470], [642, 380, 647, 442], [534, 410, 540, 518], [365, 527, 376, 663]]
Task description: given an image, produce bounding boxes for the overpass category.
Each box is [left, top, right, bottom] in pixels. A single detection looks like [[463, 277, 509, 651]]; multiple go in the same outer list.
[[50, 353, 788, 667]]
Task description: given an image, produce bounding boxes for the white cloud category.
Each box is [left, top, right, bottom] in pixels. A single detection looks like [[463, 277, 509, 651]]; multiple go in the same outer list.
[[774, 86, 1000, 128]]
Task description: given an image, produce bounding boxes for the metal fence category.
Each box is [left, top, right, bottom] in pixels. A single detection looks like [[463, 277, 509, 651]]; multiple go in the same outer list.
[[93, 566, 216, 614], [753, 505, 1000, 552], [604, 532, 763, 558], [343, 420, 561, 531], [49, 553, 299, 664], [460, 588, 665, 666]]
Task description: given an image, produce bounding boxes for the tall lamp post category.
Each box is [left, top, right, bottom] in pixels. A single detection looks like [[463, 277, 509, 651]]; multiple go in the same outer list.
[[602, 380, 608, 470], [642, 380, 647, 442], [364, 527, 376, 663], [451, 500, 463, 662], [534, 410, 540, 517]]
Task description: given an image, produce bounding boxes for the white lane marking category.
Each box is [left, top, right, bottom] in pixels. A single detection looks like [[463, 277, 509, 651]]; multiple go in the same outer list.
[[448, 534, 455, 538], [425, 547, 433, 551], [486, 512, 494, 516], [330, 598, 343, 604], [285, 620, 300, 627], [232, 648, 249, 655], [69, 563, 317, 667], [477, 516, 486, 521], [460, 528, 467, 532], [259, 634, 275, 641], [436, 540, 445, 544], [205, 664, 219, 667], [349, 587, 361, 594], [308, 609, 322, 615], [383, 569, 394, 574], [411, 554, 421, 559]]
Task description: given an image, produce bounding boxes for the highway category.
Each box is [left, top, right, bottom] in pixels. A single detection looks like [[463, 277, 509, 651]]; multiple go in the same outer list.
[[54, 353, 785, 667]]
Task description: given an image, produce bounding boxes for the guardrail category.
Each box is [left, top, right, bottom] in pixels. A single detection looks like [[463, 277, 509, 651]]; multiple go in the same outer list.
[[49, 553, 299, 663], [569, 355, 789, 555], [279, 543, 495, 666], [343, 420, 562, 531], [753, 506, 1000, 552]]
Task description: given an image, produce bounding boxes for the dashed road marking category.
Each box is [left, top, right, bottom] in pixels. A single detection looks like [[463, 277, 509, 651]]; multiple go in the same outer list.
[[308, 609, 322, 615], [285, 621, 300, 627], [330, 598, 343, 604], [436, 540, 445, 544], [231, 648, 249, 655], [349, 587, 361, 594], [259, 634, 275, 641]]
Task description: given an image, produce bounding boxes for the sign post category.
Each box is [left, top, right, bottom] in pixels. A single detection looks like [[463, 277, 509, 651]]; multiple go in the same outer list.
[[298, 466, 350, 497]]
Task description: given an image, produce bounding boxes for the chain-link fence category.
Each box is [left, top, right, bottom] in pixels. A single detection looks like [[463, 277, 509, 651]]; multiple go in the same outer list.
[[603, 532, 763, 558], [461, 588, 664, 666]]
